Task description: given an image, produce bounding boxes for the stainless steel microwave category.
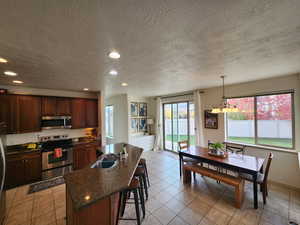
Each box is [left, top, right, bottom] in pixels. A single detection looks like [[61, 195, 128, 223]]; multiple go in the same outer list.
[[41, 116, 72, 130]]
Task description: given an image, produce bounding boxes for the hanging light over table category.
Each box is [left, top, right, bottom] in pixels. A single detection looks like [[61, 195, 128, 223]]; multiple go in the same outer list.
[[211, 76, 239, 113]]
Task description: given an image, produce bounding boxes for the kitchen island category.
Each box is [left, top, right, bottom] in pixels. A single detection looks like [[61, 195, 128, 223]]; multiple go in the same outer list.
[[64, 143, 143, 225]]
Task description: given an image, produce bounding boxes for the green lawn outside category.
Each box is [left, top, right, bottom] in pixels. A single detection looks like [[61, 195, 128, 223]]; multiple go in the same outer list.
[[227, 136, 292, 148], [165, 135, 292, 148], [165, 135, 195, 145]]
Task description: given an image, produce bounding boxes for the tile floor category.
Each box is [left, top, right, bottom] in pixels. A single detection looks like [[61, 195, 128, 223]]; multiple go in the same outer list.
[[4, 150, 300, 225]]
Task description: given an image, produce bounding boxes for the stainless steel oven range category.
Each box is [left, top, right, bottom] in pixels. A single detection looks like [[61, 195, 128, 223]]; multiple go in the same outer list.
[[40, 135, 73, 180]]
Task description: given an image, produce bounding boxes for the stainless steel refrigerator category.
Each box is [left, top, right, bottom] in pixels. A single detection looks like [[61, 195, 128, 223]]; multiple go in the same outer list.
[[0, 123, 6, 225]]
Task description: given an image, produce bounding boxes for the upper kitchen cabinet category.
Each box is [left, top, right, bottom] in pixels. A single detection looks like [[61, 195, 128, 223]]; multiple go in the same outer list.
[[71, 98, 98, 129], [42, 97, 56, 116], [18, 95, 41, 133], [56, 98, 71, 116], [0, 94, 18, 133], [86, 99, 98, 128], [71, 98, 87, 129], [42, 97, 71, 116]]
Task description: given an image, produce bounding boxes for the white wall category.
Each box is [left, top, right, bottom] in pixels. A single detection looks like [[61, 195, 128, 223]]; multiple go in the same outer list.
[[105, 94, 129, 144], [2, 85, 99, 146]]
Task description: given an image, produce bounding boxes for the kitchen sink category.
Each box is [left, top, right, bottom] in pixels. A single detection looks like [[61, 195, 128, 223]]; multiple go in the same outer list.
[[90, 155, 118, 169]]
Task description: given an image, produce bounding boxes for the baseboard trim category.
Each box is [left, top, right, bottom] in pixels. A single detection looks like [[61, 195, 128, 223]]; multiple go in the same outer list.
[[269, 180, 300, 192]]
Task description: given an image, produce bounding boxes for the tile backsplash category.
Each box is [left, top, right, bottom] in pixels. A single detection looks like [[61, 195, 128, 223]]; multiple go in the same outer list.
[[6, 129, 86, 146]]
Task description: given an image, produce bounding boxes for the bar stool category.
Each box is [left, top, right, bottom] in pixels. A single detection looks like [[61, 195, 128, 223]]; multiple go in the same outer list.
[[139, 158, 150, 186], [118, 178, 145, 225], [134, 166, 148, 200]]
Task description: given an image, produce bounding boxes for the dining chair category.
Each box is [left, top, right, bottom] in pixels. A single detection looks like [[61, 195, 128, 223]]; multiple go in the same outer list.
[[178, 140, 201, 180], [225, 143, 245, 154], [239, 153, 273, 204]]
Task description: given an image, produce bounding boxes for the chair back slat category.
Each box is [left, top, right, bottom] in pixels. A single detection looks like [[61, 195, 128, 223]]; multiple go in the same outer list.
[[225, 144, 245, 154], [178, 140, 189, 150], [263, 153, 274, 183]]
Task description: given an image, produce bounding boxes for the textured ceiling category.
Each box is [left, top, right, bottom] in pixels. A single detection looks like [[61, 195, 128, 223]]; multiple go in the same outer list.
[[0, 0, 300, 97]]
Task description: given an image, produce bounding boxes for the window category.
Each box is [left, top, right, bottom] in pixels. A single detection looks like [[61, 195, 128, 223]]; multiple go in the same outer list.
[[226, 92, 294, 149], [105, 105, 114, 138]]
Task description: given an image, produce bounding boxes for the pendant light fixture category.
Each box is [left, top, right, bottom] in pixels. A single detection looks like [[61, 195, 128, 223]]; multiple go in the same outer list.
[[211, 76, 239, 113]]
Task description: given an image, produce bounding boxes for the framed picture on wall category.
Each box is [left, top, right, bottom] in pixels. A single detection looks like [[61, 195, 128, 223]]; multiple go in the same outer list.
[[139, 118, 147, 132], [138, 103, 147, 117], [204, 110, 218, 129], [131, 118, 139, 133], [131, 103, 139, 117]]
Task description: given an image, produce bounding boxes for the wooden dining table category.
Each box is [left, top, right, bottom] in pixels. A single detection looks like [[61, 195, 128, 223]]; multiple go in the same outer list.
[[179, 146, 265, 209]]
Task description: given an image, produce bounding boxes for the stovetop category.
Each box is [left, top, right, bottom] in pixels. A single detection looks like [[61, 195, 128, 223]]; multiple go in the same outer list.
[[41, 139, 73, 152]]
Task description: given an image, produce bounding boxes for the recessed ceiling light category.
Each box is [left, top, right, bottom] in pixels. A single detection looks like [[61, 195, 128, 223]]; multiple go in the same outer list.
[[108, 51, 120, 59], [13, 80, 23, 84], [83, 88, 89, 91], [109, 70, 118, 76], [0, 57, 8, 63], [121, 82, 128, 87], [4, 71, 18, 76]]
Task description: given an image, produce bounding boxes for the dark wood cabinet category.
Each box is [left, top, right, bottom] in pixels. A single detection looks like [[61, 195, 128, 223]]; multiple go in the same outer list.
[[56, 98, 71, 116], [5, 155, 25, 189], [42, 97, 71, 116], [66, 190, 119, 225], [0, 95, 10, 128], [0, 95, 18, 133], [73, 143, 97, 170], [18, 95, 41, 133], [71, 99, 87, 129], [0, 94, 98, 133], [42, 97, 57, 116], [5, 151, 42, 189], [24, 152, 42, 183], [86, 99, 98, 128]]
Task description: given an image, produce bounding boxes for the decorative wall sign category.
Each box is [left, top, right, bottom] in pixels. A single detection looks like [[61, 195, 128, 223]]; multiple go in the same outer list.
[[204, 110, 218, 129]]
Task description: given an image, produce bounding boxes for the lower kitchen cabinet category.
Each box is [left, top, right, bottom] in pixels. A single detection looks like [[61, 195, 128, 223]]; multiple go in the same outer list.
[[5, 151, 42, 189], [73, 143, 98, 170]]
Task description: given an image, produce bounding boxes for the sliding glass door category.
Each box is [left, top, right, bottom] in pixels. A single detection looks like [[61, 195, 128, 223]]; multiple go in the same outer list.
[[163, 102, 195, 151]]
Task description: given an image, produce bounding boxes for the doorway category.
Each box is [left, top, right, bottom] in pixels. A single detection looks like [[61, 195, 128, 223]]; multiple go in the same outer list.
[[163, 102, 195, 151]]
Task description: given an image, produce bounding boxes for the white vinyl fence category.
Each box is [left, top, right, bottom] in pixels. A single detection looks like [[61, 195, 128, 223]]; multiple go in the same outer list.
[[227, 120, 292, 138], [164, 119, 195, 135], [164, 119, 292, 139]]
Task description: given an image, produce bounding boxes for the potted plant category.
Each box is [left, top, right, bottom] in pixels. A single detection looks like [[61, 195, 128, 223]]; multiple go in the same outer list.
[[209, 142, 224, 154]]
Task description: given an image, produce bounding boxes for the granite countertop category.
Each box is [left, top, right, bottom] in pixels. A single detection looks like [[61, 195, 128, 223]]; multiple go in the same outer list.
[[72, 137, 100, 146], [63, 143, 143, 210], [5, 137, 99, 156]]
